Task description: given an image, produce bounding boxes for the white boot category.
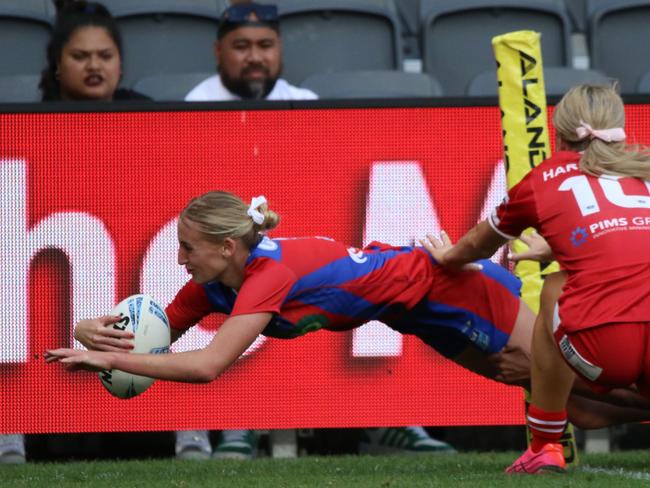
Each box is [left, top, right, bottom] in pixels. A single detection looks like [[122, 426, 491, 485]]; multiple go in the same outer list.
[[174, 430, 211, 460], [0, 434, 26, 464]]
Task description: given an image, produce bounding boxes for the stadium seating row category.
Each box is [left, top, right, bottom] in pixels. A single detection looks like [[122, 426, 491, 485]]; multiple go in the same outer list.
[[2, 0, 650, 101], [0, 67, 617, 103]]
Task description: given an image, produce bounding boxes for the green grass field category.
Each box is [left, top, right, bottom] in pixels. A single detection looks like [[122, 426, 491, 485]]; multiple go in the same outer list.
[[2, 451, 649, 487]]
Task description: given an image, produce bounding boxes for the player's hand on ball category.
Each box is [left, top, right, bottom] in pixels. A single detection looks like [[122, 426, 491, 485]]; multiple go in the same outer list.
[[45, 349, 113, 372], [74, 315, 135, 352], [508, 230, 554, 263], [419, 231, 483, 271]]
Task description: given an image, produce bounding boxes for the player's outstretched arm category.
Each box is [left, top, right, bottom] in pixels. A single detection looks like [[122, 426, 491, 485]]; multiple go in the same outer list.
[[46, 312, 272, 383]]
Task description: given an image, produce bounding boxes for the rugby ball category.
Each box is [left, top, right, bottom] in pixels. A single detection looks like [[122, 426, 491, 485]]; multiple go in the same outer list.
[[98, 294, 171, 399]]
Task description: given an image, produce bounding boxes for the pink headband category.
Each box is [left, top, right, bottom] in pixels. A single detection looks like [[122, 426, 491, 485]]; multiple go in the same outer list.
[[576, 120, 626, 142]]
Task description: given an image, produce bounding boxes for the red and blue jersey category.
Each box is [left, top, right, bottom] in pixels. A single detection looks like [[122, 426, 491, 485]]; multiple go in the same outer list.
[[167, 236, 522, 356]]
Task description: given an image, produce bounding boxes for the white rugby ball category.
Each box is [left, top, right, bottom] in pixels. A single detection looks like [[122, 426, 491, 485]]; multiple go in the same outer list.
[[98, 294, 171, 399]]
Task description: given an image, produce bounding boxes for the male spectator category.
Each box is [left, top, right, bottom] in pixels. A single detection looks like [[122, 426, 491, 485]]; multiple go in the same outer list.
[[175, 0, 454, 461], [184, 1, 316, 102]]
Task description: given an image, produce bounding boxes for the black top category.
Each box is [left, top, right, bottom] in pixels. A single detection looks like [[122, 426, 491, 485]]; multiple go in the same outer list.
[[112, 89, 151, 101], [42, 88, 151, 102]]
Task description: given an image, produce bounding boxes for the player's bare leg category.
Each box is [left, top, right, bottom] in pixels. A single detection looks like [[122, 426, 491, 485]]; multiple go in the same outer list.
[[506, 272, 571, 473]]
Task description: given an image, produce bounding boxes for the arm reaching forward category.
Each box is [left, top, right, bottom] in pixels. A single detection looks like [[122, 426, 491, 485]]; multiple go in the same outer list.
[[46, 312, 272, 383]]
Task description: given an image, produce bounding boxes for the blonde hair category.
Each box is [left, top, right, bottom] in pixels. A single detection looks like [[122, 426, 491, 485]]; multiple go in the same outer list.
[[553, 84, 650, 180], [180, 191, 280, 248]]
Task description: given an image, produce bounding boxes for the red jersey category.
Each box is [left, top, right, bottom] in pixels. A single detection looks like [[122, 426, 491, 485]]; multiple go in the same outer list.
[[490, 150, 650, 332]]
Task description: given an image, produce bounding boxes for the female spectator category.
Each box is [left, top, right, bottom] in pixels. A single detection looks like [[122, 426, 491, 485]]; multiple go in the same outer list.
[[420, 84, 650, 474], [40, 1, 148, 101]]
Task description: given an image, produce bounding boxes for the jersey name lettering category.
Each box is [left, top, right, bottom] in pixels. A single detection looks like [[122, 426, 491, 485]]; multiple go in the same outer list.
[[542, 163, 578, 181]]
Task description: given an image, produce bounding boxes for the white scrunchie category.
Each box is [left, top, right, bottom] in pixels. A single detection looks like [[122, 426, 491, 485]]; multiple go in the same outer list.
[[576, 120, 626, 143], [247, 195, 267, 225]]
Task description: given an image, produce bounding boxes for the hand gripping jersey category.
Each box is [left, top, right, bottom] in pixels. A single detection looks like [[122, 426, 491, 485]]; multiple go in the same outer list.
[[490, 151, 650, 332], [167, 236, 522, 357]]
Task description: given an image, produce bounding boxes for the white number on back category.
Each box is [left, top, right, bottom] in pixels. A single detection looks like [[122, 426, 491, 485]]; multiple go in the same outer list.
[[558, 174, 650, 217]]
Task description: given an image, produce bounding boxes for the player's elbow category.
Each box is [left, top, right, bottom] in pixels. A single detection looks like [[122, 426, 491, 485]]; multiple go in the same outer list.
[[193, 369, 216, 383], [193, 359, 227, 383], [193, 369, 218, 383]]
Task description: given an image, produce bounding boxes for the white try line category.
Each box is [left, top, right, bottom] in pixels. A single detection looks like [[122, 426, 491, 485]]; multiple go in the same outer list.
[[580, 466, 650, 481]]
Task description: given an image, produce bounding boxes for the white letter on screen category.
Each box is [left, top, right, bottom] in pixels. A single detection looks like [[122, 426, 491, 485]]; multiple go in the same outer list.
[[478, 159, 507, 264], [0, 161, 116, 362], [353, 162, 443, 358]]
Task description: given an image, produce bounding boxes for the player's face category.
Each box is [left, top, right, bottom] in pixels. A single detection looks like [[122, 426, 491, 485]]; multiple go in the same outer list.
[[58, 26, 121, 101], [216, 26, 282, 99], [177, 218, 228, 284]]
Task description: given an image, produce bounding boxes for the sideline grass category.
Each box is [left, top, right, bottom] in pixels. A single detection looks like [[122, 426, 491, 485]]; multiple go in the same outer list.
[[3, 451, 649, 487]]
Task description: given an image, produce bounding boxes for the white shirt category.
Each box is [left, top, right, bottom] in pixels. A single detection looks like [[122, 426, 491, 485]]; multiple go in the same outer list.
[[184, 74, 318, 101]]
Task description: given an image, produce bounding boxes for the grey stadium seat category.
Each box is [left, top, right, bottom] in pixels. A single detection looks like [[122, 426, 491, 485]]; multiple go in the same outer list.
[[274, 0, 403, 85], [300, 70, 444, 99], [0, 0, 54, 76], [107, 0, 229, 88], [419, 0, 573, 96], [635, 69, 650, 94], [132, 72, 215, 101], [466, 66, 613, 97], [0, 74, 42, 103], [566, 0, 588, 32], [393, 0, 421, 58], [587, 0, 650, 94]]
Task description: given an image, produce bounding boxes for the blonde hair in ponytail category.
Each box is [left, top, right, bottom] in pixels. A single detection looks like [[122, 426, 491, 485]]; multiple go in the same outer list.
[[180, 191, 280, 248], [553, 84, 650, 180]]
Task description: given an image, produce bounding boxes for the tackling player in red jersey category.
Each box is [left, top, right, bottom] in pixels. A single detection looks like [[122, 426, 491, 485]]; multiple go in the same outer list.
[[423, 84, 650, 474]]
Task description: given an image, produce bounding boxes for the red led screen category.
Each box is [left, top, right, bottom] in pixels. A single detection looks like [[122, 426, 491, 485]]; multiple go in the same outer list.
[[2, 104, 648, 433]]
